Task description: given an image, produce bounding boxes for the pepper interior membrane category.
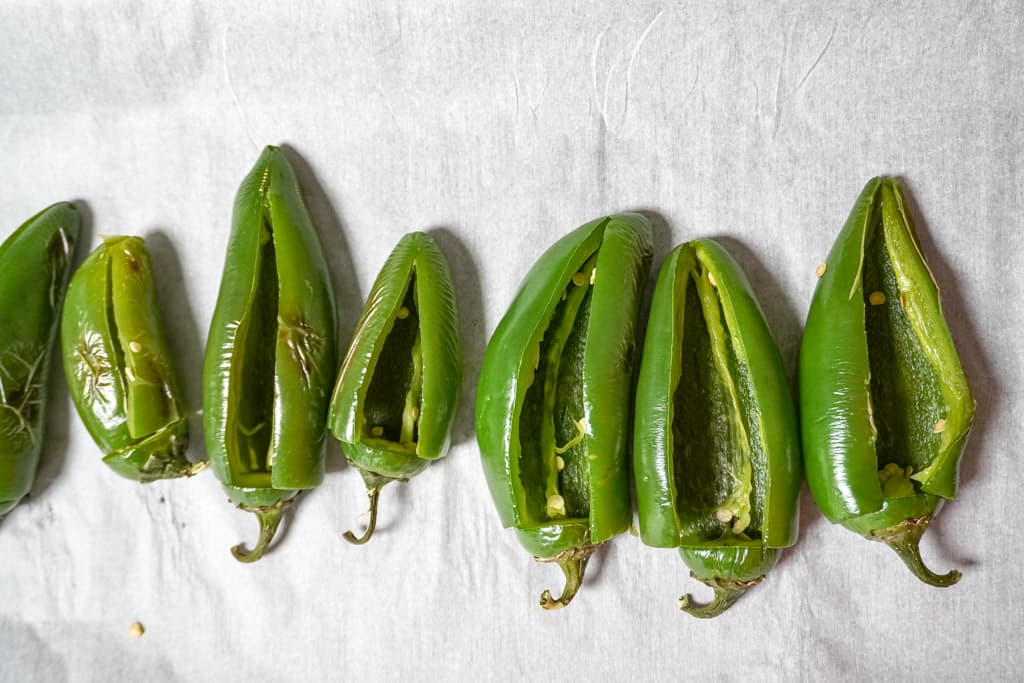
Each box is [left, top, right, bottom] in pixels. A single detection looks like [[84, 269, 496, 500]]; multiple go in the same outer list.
[[360, 272, 423, 453], [672, 248, 765, 546], [518, 251, 598, 524], [861, 195, 946, 495], [226, 208, 279, 484]]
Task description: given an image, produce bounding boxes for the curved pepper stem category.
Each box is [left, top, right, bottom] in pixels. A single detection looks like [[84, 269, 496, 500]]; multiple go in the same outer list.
[[231, 496, 295, 563], [679, 573, 764, 619], [869, 515, 961, 587], [536, 544, 601, 610], [343, 486, 381, 545], [343, 470, 395, 546]]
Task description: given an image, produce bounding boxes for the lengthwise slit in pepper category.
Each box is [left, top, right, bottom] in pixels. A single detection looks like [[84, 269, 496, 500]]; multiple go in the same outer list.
[[0, 203, 79, 518], [204, 146, 338, 562], [328, 231, 461, 544], [633, 240, 800, 618], [62, 236, 202, 482], [477, 214, 652, 609], [800, 177, 974, 586]]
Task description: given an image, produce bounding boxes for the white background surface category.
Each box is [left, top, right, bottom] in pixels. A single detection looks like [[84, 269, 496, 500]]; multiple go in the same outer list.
[[1, 2, 1021, 681]]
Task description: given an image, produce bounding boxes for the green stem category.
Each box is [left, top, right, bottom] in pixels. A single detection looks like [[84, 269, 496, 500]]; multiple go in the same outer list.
[[536, 544, 601, 610], [343, 485, 381, 545], [231, 496, 294, 563], [869, 515, 961, 587], [343, 469, 395, 546], [679, 573, 764, 619]]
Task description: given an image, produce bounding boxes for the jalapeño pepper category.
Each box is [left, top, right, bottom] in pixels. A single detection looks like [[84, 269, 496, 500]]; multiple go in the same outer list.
[[204, 146, 338, 562], [800, 177, 974, 586], [476, 214, 652, 609], [61, 236, 201, 482], [328, 231, 461, 544], [634, 239, 801, 618], [0, 203, 79, 517]]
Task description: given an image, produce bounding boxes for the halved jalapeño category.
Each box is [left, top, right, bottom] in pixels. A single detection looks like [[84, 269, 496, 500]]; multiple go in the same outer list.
[[476, 213, 652, 609], [329, 231, 461, 545], [634, 240, 800, 618], [800, 177, 974, 586], [204, 146, 338, 562], [62, 236, 197, 482]]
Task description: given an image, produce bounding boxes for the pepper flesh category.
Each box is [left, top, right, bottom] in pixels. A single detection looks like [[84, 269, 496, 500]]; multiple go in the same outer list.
[[476, 214, 652, 609], [634, 240, 800, 617], [328, 231, 461, 544], [204, 145, 337, 562], [62, 236, 200, 482], [0, 203, 79, 517], [800, 177, 974, 586]]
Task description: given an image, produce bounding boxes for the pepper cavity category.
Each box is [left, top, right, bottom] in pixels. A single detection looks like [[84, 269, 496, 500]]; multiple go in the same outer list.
[[800, 177, 974, 586], [62, 236, 198, 483], [634, 240, 800, 618], [477, 214, 652, 610]]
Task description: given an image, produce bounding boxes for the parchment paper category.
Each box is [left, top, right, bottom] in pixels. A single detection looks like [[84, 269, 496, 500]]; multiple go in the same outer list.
[[1, 2, 1021, 681]]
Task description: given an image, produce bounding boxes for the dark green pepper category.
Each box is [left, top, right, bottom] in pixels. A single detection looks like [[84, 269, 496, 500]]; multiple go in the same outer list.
[[61, 236, 201, 482], [328, 231, 461, 544], [204, 146, 338, 562], [800, 177, 974, 586], [633, 239, 801, 618], [476, 214, 652, 609], [0, 203, 79, 517]]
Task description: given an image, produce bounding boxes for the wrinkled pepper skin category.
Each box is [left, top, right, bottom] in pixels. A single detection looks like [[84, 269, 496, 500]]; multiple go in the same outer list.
[[800, 177, 974, 586], [204, 146, 338, 562], [476, 214, 652, 609], [0, 203, 79, 517], [328, 231, 461, 544], [634, 240, 800, 618], [61, 236, 200, 482]]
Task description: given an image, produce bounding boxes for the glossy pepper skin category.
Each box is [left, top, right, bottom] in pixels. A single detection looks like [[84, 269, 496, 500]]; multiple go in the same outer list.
[[476, 214, 652, 609], [800, 177, 974, 586], [633, 240, 800, 618], [0, 203, 79, 518], [204, 146, 338, 562], [61, 236, 201, 482], [328, 231, 461, 544]]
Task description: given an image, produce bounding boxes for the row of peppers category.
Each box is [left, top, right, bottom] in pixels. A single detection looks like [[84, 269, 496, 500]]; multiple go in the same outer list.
[[477, 177, 974, 616], [0, 149, 974, 618], [0, 147, 462, 563]]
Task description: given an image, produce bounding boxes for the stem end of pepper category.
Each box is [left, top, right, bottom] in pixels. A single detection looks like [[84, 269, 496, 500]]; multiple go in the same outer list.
[[343, 485, 382, 545], [230, 497, 294, 563], [536, 544, 601, 610], [342, 469, 396, 546], [870, 515, 961, 587], [678, 573, 764, 619]]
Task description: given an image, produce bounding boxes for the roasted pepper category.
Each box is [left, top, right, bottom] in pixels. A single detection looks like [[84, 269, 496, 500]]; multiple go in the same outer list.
[[204, 146, 338, 562], [0, 203, 79, 517], [476, 214, 652, 609], [61, 236, 201, 482], [800, 177, 974, 586], [328, 231, 461, 544], [633, 240, 800, 618]]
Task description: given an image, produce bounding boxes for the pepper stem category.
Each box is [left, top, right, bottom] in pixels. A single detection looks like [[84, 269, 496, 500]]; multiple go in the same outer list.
[[343, 469, 395, 546], [343, 486, 381, 545], [536, 544, 602, 610], [679, 573, 764, 619], [869, 515, 961, 587], [230, 497, 295, 563]]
